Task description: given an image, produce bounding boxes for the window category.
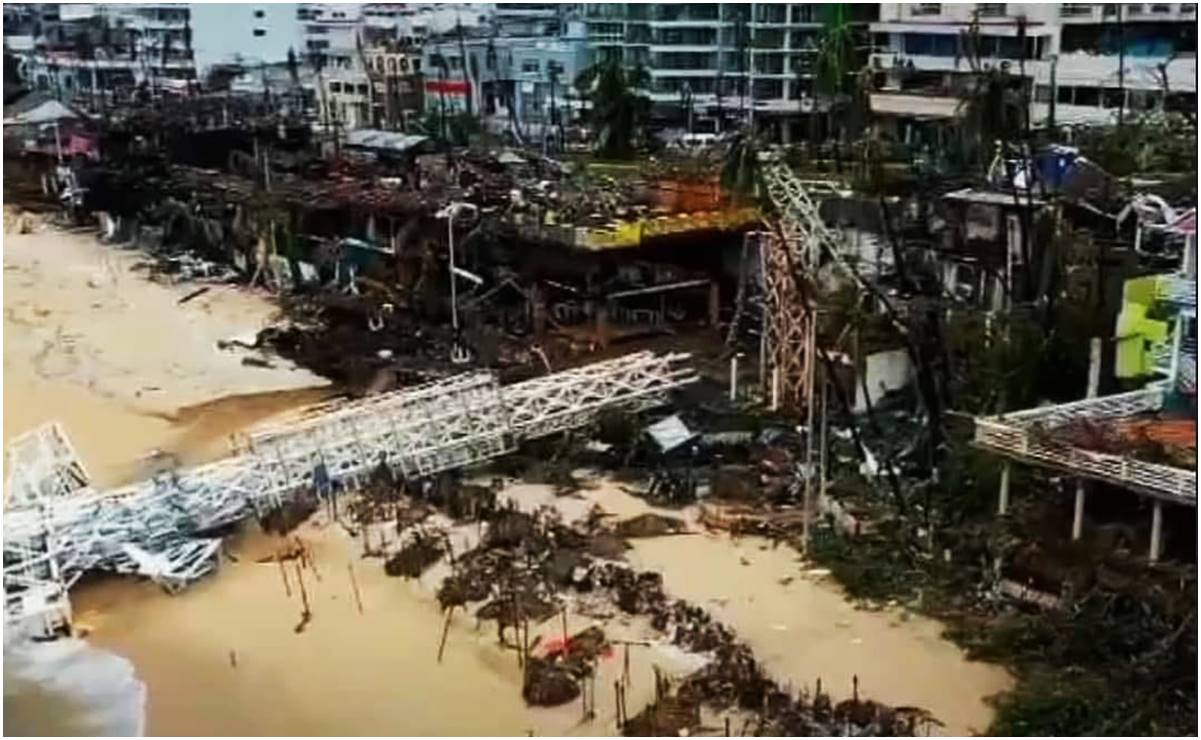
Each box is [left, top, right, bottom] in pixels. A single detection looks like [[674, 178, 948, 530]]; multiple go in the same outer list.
[[412, 59, 420, 72], [329, 81, 342, 93], [521, 59, 539, 73], [387, 58, 396, 73], [903, 33, 958, 57], [1184, 3, 1197, 13], [1057, 85, 1074, 104], [1102, 87, 1126, 108], [1060, 3, 1094, 15], [1149, 3, 1171, 10], [306, 25, 328, 35], [547, 60, 564, 76], [1074, 86, 1101, 106], [253, 9, 264, 18], [253, 28, 265, 37], [358, 83, 368, 95], [911, 3, 942, 15], [978, 3, 1007, 16]]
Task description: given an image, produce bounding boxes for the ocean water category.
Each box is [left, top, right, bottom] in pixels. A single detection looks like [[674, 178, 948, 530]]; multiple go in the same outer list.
[[4, 638, 146, 736]]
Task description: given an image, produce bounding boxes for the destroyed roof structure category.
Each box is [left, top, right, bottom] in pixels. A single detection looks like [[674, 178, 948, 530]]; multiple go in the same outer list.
[[974, 243, 1197, 561]]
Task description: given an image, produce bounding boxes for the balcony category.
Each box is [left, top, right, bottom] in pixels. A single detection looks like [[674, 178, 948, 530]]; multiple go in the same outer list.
[[974, 385, 1197, 505], [1060, 3, 1097, 17]]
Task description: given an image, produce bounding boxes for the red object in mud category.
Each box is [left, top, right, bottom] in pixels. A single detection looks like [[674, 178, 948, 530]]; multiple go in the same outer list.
[[537, 634, 615, 660]]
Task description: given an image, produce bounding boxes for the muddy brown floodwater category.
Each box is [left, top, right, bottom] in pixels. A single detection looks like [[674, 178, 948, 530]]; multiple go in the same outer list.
[[4, 227, 1013, 736]]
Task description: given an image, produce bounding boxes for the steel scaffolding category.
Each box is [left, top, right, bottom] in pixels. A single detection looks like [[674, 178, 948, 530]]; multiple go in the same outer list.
[[4, 351, 697, 637]]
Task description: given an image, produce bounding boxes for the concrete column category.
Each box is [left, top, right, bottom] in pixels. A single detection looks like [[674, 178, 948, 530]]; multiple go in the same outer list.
[[997, 463, 1011, 516], [770, 367, 781, 412], [729, 354, 740, 402], [1149, 499, 1163, 563], [1072, 481, 1085, 541]]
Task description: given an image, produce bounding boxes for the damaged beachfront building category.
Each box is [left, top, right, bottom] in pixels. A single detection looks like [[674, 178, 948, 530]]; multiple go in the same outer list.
[[974, 208, 1196, 564], [869, 3, 1197, 147]]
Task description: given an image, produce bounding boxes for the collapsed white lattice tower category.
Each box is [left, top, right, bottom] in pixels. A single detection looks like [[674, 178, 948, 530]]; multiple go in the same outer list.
[[3, 351, 697, 637]]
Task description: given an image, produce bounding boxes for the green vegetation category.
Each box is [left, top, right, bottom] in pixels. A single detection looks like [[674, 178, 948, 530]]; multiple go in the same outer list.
[[574, 59, 652, 159]]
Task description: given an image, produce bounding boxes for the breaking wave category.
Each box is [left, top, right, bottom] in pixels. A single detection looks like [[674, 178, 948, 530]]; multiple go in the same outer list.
[[3, 637, 146, 736]]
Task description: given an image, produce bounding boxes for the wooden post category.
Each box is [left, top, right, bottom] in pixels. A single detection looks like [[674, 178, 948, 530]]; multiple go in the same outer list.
[[348, 562, 364, 614], [294, 561, 310, 617], [614, 681, 622, 730], [438, 606, 455, 663]]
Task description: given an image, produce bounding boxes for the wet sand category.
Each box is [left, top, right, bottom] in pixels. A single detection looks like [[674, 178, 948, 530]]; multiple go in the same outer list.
[[3, 226, 330, 486], [5, 226, 1012, 736], [565, 483, 1014, 736]]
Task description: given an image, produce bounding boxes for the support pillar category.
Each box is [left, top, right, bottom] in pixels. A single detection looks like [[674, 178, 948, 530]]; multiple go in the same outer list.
[[997, 462, 1011, 516], [770, 367, 780, 412], [595, 301, 610, 349], [531, 283, 546, 338], [729, 353, 740, 402], [1149, 499, 1163, 563], [708, 281, 720, 328], [1072, 481, 1085, 541]]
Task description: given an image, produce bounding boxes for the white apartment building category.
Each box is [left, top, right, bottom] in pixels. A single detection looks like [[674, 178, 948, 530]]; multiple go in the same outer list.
[[582, 3, 879, 139], [870, 2, 1197, 131], [4, 3, 197, 99]]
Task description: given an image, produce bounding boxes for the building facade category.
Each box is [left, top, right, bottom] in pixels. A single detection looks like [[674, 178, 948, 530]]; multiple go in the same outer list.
[[582, 3, 879, 139], [870, 2, 1197, 133], [4, 3, 197, 102]]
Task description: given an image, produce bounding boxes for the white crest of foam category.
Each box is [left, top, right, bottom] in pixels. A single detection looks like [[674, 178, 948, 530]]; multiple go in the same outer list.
[[4, 637, 146, 736]]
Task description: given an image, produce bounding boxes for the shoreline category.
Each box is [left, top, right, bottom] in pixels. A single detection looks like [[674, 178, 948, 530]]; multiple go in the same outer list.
[[4, 223, 1011, 736]]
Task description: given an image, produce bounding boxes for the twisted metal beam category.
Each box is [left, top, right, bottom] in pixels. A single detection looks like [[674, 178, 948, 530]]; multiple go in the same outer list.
[[4, 351, 698, 637]]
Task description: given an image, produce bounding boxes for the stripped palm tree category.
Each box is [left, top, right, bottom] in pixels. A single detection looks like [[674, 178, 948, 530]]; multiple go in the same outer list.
[[574, 59, 651, 159]]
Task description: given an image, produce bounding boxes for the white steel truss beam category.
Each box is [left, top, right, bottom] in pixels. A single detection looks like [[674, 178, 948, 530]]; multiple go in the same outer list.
[[4, 351, 696, 637]]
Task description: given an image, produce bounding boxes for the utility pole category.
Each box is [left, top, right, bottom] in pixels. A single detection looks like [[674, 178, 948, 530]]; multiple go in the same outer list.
[[1047, 54, 1058, 131], [1117, 3, 1126, 127]]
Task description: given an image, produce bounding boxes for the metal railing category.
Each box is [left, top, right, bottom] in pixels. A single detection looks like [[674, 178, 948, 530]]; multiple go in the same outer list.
[[973, 385, 1197, 505]]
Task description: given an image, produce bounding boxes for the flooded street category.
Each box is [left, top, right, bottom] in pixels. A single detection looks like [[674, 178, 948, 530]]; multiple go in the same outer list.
[[5, 229, 1011, 736]]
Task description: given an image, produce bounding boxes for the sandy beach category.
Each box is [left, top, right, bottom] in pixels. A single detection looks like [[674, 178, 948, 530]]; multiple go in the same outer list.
[[4, 226, 1012, 736]]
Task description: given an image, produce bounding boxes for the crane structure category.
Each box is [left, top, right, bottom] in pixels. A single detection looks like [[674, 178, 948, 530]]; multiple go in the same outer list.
[[4, 350, 698, 638], [759, 158, 827, 412]]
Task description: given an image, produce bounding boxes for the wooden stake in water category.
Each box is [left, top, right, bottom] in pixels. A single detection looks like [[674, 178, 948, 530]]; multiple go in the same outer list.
[[348, 562, 364, 614], [437, 606, 455, 663], [295, 562, 310, 617], [277, 554, 291, 597], [614, 681, 622, 730]]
